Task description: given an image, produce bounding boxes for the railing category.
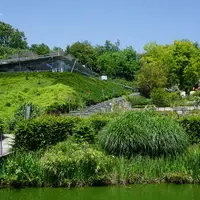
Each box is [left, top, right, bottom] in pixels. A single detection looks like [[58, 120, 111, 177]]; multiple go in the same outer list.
[[0, 51, 65, 65]]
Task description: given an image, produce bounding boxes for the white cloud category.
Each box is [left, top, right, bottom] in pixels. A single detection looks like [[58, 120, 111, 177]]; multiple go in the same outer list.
[[0, 13, 3, 16]]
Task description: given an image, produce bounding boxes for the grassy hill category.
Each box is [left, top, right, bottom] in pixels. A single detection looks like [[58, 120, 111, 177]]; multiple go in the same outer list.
[[0, 72, 129, 121]]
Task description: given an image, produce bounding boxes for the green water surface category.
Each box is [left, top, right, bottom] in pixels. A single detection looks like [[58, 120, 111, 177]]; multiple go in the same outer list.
[[0, 184, 200, 200]]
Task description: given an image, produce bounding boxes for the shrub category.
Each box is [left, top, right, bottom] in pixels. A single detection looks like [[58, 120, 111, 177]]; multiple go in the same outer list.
[[3, 152, 43, 186], [180, 116, 200, 144], [151, 88, 180, 107], [72, 119, 95, 143], [41, 139, 114, 186], [126, 95, 152, 107], [164, 173, 193, 184], [14, 116, 80, 151], [88, 112, 118, 133], [14, 114, 112, 151], [99, 111, 189, 157], [8, 103, 43, 133]]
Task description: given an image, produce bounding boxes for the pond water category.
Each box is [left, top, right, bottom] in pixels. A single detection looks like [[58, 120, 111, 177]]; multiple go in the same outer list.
[[0, 184, 200, 200]]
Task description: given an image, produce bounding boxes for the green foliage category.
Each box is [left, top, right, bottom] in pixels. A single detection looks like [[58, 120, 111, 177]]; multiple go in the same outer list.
[[2, 144, 200, 187], [66, 41, 97, 70], [13, 112, 118, 151], [30, 43, 50, 55], [140, 40, 200, 93], [99, 111, 189, 157], [126, 95, 152, 107], [180, 116, 200, 144], [164, 173, 193, 184], [14, 116, 80, 151], [171, 40, 200, 93], [151, 88, 180, 107], [7, 103, 43, 133], [88, 112, 118, 133], [72, 120, 95, 143], [41, 139, 113, 186], [97, 47, 140, 80], [0, 72, 126, 122], [135, 62, 167, 97], [0, 21, 27, 49], [2, 152, 43, 186]]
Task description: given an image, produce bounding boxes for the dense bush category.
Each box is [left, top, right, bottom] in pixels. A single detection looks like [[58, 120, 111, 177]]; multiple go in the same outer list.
[[13, 114, 115, 151], [72, 119, 95, 143], [2, 152, 43, 186], [126, 95, 152, 107], [7, 103, 43, 133], [2, 144, 200, 187], [99, 111, 189, 157], [14, 116, 80, 151], [151, 88, 180, 107], [180, 116, 200, 144], [41, 139, 113, 186], [88, 112, 118, 133]]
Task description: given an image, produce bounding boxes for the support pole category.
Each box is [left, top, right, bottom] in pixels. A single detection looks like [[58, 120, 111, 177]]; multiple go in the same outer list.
[[71, 59, 77, 73]]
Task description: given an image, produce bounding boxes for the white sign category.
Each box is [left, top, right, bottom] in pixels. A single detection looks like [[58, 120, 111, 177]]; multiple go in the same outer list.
[[101, 75, 107, 80]]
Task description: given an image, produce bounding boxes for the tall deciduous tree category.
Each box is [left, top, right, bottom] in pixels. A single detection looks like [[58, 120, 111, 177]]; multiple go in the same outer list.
[[97, 46, 140, 80], [66, 41, 97, 70], [140, 40, 200, 94], [0, 21, 27, 49], [171, 40, 200, 93], [135, 62, 167, 97]]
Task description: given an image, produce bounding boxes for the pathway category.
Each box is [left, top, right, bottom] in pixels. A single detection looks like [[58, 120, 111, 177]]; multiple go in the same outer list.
[[0, 134, 15, 157]]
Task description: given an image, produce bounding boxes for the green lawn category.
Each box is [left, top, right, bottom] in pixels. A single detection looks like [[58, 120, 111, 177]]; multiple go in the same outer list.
[[0, 72, 128, 121]]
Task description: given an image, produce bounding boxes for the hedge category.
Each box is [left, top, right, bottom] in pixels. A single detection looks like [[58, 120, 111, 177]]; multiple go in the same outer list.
[[14, 116, 80, 151], [180, 116, 200, 144], [14, 113, 116, 151]]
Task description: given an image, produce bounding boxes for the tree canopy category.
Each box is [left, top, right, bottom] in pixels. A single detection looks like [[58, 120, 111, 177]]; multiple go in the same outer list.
[[1, 20, 200, 91], [137, 40, 200, 95], [0, 21, 27, 49], [30, 43, 50, 55]]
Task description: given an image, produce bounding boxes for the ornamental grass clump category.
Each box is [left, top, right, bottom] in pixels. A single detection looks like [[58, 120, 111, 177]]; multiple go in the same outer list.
[[98, 111, 189, 157]]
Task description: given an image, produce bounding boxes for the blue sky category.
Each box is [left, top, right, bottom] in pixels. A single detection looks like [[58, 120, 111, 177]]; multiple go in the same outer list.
[[0, 0, 199, 52]]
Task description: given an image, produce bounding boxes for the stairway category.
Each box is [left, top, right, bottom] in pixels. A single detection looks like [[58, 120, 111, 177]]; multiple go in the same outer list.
[[0, 134, 15, 157]]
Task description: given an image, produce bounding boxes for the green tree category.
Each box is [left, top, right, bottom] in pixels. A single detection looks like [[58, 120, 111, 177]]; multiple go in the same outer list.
[[97, 46, 139, 80], [52, 46, 63, 52], [0, 21, 27, 49], [30, 43, 50, 55], [135, 62, 167, 97], [170, 40, 200, 94], [94, 39, 120, 56], [66, 41, 97, 71], [140, 40, 200, 94]]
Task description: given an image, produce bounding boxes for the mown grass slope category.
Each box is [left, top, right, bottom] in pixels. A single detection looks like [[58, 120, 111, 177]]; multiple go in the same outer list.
[[0, 72, 127, 120]]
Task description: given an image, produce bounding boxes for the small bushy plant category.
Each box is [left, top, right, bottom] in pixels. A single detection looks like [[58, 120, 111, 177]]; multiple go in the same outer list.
[[8, 103, 43, 133], [99, 111, 189, 157], [88, 112, 118, 133], [151, 88, 180, 107], [72, 119, 95, 143], [180, 116, 200, 144], [3, 152, 43, 186], [41, 139, 114, 186], [126, 95, 152, 107]]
